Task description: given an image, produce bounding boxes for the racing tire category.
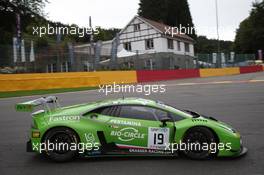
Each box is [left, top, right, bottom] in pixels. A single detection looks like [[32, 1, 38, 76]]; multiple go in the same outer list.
[[42, 127, 79, 162], [182, 127, 217, 160]]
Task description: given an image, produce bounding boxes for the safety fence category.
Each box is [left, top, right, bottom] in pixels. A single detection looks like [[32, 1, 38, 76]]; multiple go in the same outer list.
[[0, 66, 263, 92]]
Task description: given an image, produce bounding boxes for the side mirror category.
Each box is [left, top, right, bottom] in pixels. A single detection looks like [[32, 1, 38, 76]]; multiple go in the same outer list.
[[160, 117, 171, 127]]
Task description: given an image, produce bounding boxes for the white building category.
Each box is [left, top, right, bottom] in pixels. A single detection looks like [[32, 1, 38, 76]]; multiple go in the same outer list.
[[118, 16, 194, 56], [75, 16, 195, 70]]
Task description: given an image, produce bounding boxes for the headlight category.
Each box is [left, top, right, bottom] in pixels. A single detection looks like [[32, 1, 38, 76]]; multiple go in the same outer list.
[[31, 120, 35, 128], [31, 119, 37, 128]]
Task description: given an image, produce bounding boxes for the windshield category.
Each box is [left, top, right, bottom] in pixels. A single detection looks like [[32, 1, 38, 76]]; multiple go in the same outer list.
[[157, 103, 193, 119]]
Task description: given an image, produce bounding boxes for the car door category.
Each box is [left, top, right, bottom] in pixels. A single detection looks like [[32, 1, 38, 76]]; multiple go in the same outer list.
[[82, 105, 120, 150], [105, 105, 176, 155]]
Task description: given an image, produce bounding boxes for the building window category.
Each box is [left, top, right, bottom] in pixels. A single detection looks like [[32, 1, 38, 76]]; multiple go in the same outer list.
[[134, 24, 140, 31], [145, 39, 154, 50], [185, 43, 190, 52], [124, 42, 132, 51], [167, 39, 174, 49], [177, 41, 181, 51]]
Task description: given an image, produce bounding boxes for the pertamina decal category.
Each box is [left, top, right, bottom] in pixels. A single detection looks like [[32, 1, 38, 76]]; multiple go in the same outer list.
[[109, 119, 141, 126]]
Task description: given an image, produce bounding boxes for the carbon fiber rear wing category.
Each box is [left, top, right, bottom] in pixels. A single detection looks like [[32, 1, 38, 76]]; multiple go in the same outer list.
[[15, 96, 60, 112]]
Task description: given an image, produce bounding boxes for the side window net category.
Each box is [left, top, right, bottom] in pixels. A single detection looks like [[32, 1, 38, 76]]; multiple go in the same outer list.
[[92, 106, 120, 117]]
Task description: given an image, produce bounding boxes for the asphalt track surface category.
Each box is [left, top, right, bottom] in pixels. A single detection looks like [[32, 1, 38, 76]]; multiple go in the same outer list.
[[1, 72, 264, 175]]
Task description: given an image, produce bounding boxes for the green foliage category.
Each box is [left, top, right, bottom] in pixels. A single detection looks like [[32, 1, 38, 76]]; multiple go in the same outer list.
[[7, 0, 48, 16], [196, 36, 233, 53], [138, 0, 196, 38], [94, 27, 121, 41], [138, 0, 168, 22], [0, 0, 48, 44], [0, 0, 121, 68], [0, 0, 120, 46], [234, 1, 264, 53]]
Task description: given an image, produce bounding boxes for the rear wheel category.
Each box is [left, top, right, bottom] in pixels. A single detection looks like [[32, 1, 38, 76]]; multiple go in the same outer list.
[[182, 127, 217, 159], [42, 127, 79, 162]]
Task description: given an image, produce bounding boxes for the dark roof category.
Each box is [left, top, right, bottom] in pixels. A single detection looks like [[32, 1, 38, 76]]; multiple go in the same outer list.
[[138, 16, 194, 42]]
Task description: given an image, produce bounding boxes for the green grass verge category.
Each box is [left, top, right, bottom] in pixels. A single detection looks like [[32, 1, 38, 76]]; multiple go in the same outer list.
[[0, 87, 97, 98]]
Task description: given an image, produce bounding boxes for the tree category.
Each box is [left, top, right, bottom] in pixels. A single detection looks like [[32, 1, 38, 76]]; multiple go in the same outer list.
[[0, 0, 49, 45], [1, 0, 49, 16], [94, 28, 121, 42], [138, 0, 168, 22], [234, 0, 264, 54], [138, 0, 196, 38], [195, 36, 233, 53]]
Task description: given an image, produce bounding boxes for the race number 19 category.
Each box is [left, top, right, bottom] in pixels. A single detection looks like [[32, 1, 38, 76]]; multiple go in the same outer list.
[[148, 128, 169, 149], [154, 133, 164, 145]]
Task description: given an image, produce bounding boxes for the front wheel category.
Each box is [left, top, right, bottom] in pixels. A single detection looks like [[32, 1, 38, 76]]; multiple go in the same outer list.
[[42, 127, 79, 162], [182, 127, 217, 159]]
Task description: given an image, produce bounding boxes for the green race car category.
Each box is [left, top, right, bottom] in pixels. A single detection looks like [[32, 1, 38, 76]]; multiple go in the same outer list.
[[16, 96, 247, 162]]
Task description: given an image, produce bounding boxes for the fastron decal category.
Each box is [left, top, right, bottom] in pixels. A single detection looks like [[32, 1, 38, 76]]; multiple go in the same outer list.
[[49, 116, 80, 122]]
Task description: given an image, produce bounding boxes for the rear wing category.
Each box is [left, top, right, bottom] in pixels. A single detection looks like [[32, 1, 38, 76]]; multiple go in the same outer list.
[[15, 96, 60, 112]]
